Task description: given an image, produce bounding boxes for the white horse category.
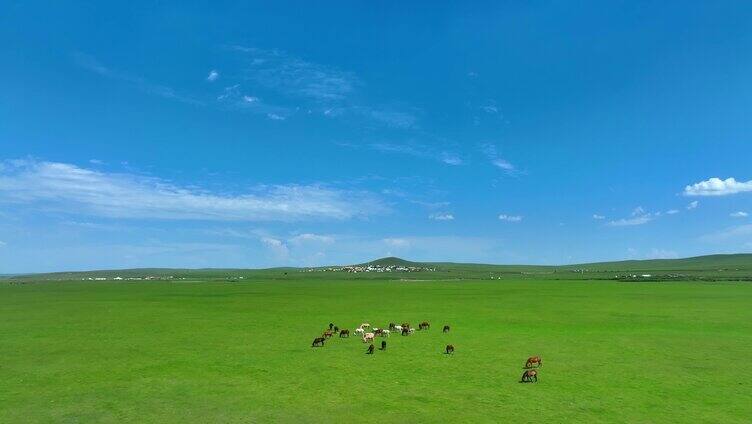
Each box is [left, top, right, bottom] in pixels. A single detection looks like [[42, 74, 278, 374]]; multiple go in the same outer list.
[[355, 328, 365, 336], [362, 332, 375, 343], [381, 329, 390, 337], [394, 325, 403, 332], [408, 328, 415, 334]]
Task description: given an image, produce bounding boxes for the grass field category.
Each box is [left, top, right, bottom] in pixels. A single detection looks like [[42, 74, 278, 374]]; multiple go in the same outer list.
[[2, 279, 751, 423]]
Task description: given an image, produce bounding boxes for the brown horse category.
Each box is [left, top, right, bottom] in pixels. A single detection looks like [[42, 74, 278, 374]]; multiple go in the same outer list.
[[419, 321, 430, 330], [442, 325, 450, 333], [374, 328, 384, 336], [401, 322, 410, 329], [323, 330, 334, 339], [520, 369, 538, 383], [525, 356, 542, 368], [401, 327, 410, 336], [366, 344, 375, 354], [445, 344, 455, 354], [311, 337, 326, 347], [339, 329, 350, 338]]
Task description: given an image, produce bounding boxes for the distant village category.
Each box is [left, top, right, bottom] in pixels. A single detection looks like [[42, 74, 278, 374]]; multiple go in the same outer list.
[[304, 264, 437, 273]]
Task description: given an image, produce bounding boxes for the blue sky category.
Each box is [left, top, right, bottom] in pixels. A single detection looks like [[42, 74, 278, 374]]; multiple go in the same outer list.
[[2, 1, 752, 272]]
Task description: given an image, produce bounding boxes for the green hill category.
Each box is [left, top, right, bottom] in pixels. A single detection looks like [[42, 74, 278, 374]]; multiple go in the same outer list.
[[3, 254, 751, 282]]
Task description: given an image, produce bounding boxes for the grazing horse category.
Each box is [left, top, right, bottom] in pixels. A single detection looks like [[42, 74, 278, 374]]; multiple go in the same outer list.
[[373, 328, 384, 336], [401, 327, 410, 336], [359, 323, 371, 329], [366, 344, 375, 354], [393, 325, 403, 332], [388, 323, 396, 331], [419, 321, 430, 330], [445, 344, 455, 354], [363, 332, 375, 343], [323, 330, 334, 339], [311, 337, 326, 347], [401, 322, 410, 329], [525, 356, 542, 368], [333, 325, 339, 333], [328, 323, 334, 330], [381, 340, 387, 350], [520, 369, 538, 383], [442, 325, 450, 333], [355, 328, 365, 337], [339, 329, 350, 338], [381, 329, 390, 337]]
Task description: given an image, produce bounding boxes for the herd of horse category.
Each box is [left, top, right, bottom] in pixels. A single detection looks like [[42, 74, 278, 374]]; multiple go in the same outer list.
[[311, 321, 542, 382]]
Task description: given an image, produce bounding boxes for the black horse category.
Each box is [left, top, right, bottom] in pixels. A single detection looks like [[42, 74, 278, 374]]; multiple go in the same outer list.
[[380, 340, 387, 350], [366, 344, 375, 354], [311, 337, 326, 347], [442, 325, 450, 333]]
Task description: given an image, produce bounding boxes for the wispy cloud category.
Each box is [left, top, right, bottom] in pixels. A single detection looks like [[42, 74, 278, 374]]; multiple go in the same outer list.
[[0, 159, 385, 222], [228, 46, 417, 128], [216, 84, 293, 120], [666, 209, 680, 215], [230, 46, 356, 102], [731, 211, 749, 218], [74, 53, 202, 106], [687, 200, 699, 210], [498, 214, 523, 222], [289, 233, 335, 245], [592, 214, 606, 220], [0, 240, 6, 247], [365, 142, 463, 166], [607, 207, 654, 226], [260, 237, 289, 258], [684, 177, 752, 196], [482, 144, 518, 175], [383, 237, 410, 248], [207, 70, 219, 82], [429, 212, 454, 221]]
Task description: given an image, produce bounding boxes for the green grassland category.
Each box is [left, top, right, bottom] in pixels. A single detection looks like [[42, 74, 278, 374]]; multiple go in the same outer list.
[[2, 276, 751, 422]]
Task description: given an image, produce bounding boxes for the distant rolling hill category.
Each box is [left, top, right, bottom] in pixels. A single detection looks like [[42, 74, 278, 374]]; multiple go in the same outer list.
[[3, 254, 751, 282]]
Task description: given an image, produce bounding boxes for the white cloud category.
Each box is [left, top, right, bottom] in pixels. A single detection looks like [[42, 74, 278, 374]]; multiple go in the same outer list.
[[666, 209, 680, 215], [440, 153, 463, 166], [498, 214, 523, 222], [687, 201, 699, 210], [607, 216, 652, 226], [429, 212, 454, 221], [731, 211, 749, 218], [207, 70, 219, 82], [75, 53, 202, 105], [289, 233, 334, 245], [646, 248, 679, 259], [592, 214, 605, 220], [260, 237, 289, 258], [0, 160, 384, 222], [684, 177, 752, 196], [243, 95, 259, 103], [608, 207, 654, 226], [0, 240, 6, 247], [367, 143, 462, 166], [482, 144, 517, 175], [383, 238, 410, 248], [267, 113, 286, 121], [492, 158, 515, 171]]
